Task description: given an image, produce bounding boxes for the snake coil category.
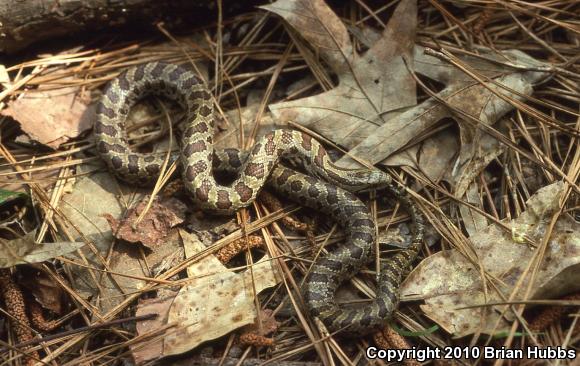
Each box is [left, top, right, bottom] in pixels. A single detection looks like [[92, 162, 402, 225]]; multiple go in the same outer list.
[[95, 62, 424, 334]]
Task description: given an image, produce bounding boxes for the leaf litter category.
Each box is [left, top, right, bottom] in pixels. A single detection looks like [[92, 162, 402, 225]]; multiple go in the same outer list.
[[401, 181, 580, 337], [103, 196, 186, 249], [60, 167, 184, 313], [0, 229, 84, 268], [1, 71, 95, 149], [132, 229, 280, 362], [0, 0, 578, 365], [264, 0, 418, 150]]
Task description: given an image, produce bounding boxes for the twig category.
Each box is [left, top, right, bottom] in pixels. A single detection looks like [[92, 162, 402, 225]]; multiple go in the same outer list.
[[0, 313, 157, 353]]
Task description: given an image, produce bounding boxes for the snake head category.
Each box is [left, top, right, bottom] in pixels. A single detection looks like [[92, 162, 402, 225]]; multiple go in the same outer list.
[[348, 169, 391, 191], [368, 169, 391, 187]]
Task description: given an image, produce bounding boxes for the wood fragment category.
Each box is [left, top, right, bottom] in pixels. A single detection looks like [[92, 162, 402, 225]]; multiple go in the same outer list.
[[0, 0, 260, 54]]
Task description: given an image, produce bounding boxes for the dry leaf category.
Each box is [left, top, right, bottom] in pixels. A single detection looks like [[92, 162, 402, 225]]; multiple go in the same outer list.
[[19, 265, 65, 314], [60, 167, 184, 313], [239, 308, 279, 337], [383, 128, 458, 184], [0, 230, 84, 267], [343, 46, 547, 233], [263, 0, 417, 149], [2, 84, 94, 149], [340, 48, 548, 168], [132, 291, 177, 364], [104, 197, 186, 249], [164, 230, 281, 355], [401, 181, 580, 336], [131, 230, 281, 362], [408, 49, 546, 234], [455, 131, 505, 235]]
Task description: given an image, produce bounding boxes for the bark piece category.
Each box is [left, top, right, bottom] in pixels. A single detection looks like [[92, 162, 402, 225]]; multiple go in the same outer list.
[[0, 0, 260, 54]]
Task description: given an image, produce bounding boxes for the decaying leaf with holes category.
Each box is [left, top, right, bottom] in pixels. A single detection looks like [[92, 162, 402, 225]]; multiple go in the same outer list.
[[401, 182, 580, 337], [131, 229, 281, 361], [165, 230, 281, 355]]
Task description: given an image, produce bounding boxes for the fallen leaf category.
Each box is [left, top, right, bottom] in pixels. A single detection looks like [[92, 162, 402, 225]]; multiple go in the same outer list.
[[104, 197, 186, 249], [455, 131, 505, 235], [164, 229, 281, 355], [132, 291, 177, 364], [2, 82, 95, 149], [132, 229, 281, 360], [0, 188, 27, 208], [19, 265, 65, 314], [60, 166, 184, 313], [383, 128, 458, 184], [0, 230, 84, 267], [401, 181, 580, 336], [344, 46, 547, 233], [263, 0, 417, 149], [239, 308, 279, 337], [459, 180, 495, 236], [340, 48, 548, 168], [132, 230, 279, 364]]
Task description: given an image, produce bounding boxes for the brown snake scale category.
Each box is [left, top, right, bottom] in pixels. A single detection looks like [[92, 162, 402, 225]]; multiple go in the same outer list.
[[95, 62, 424, 334]]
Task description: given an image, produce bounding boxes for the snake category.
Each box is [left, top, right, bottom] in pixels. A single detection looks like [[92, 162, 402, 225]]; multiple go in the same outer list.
[[95, 62, 424, 334]]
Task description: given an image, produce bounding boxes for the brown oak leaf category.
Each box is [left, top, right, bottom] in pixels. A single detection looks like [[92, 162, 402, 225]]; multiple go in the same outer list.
[[263, 0, 417, 150]]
